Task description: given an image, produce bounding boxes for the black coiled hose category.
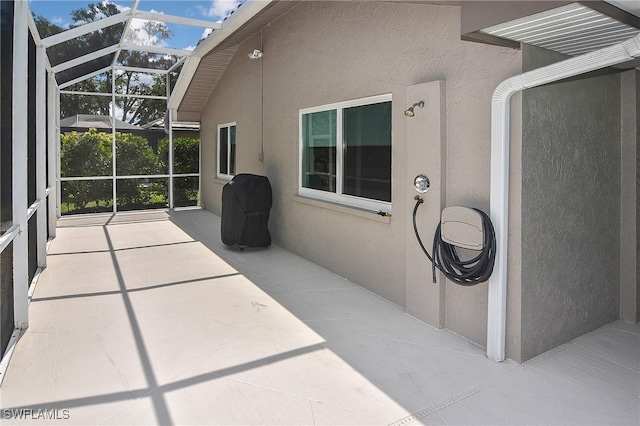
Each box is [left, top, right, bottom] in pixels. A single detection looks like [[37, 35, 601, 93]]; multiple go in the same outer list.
[[412, 196, 496, 286]]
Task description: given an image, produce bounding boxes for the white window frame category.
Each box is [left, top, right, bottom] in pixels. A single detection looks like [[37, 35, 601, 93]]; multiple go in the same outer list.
[[217, 122, 236, 181], [298, 94, 392, 212]]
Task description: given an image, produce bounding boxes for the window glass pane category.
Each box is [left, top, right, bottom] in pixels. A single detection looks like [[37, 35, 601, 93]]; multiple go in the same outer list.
[[61, 179, 113, 215], [302, 110, 336, 192], [60, 129, 113, 178], [173, 134, 200, 175], [116, 178, 168, 212], [219, 127, 228, 175], [229, 125, 236, 175], [343, 101, 391, 202], [174, 176, 199, 208], [116, 132, 162, 176]]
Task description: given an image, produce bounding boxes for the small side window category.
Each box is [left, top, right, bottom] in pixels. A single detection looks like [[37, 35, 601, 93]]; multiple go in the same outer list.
[[217, 122, 236, 180]]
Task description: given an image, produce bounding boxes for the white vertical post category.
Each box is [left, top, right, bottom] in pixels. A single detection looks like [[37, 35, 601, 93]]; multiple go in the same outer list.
[[12, 0, 29, 329], [487, 99, 511, 362], [55, 83, 61, 219], [111, 69, 117, 213], [47, 71, 58, 237], [168, 108, 174, 209], [36, 45, 47, 267]]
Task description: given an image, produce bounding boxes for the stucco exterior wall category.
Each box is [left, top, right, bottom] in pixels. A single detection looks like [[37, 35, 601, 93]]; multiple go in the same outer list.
[[620, 70, 638, 323], [200, 1, 521, 349], [520, 45, 621, 361]]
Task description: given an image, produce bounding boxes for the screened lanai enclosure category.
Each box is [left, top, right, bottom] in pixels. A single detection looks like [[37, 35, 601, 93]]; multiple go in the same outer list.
[[0, 0, 230, 377]]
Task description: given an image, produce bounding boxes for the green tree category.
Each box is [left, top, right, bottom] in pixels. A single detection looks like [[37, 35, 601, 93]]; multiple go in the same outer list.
[[60, 129, 112, 210], [158, 137, 200, 206], [115, 133, 162, 207], [35, 2, 175, 125]]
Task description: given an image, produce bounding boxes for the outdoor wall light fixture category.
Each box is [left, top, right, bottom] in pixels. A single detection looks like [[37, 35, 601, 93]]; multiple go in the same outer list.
[[248, 49, 263, 60], [404, 100, 424, 117]]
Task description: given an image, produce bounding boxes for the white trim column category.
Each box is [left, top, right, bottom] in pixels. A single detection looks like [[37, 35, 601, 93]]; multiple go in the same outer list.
[[47, 71, 58, 237], [36, 45, 47, 267], [168, 108, 175, 209], [12, 0, 29, 329], [111, 70, 117, 213], [55, 83, 61, 219]]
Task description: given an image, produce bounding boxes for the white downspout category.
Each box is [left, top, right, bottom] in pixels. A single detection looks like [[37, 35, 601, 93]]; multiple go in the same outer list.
[[487, 32, 640, 362]]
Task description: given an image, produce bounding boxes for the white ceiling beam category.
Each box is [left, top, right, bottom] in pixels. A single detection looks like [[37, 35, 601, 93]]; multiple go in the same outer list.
[[41, 11, 130, 48], [112, 0, 141, 68], [52, 44, 119, 73], [168, 57, 186, 73], [121, 44, 194, 57], [131, 11, 222, 29], [60, 90, 167, 100], [114, 65, 169, 74]]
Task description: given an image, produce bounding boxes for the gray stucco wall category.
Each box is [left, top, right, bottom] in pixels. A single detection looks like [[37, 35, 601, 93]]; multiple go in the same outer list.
[[199, 1, 522, 350], [620, 69, 638, 323], [520, 45, 621, 361], [637, 70, 640, 321]]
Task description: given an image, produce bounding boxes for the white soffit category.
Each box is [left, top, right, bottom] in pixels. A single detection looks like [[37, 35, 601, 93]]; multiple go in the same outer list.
[[480, 2, 640, 66]]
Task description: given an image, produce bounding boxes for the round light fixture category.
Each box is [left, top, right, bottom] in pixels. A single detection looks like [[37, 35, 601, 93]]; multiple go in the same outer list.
[[414, 174, 430, 193]]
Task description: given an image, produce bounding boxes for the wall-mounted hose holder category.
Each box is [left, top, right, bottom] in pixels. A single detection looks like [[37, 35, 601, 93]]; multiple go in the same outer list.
[[412, 196, 496, 286]]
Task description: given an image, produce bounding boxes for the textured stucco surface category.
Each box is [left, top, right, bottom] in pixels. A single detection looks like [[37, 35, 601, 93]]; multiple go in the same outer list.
[[200, 2, 521, 348], [520, 45, 621, 361], [637, 70, 640, 321], [620, 70, 638, 323]]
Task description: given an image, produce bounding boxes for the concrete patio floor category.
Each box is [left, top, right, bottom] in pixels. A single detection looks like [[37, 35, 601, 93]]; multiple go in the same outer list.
[[0, 209, 638, 425]]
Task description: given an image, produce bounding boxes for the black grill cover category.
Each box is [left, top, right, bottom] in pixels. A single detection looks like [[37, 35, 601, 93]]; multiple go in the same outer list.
[[221, 174, 272, 248]]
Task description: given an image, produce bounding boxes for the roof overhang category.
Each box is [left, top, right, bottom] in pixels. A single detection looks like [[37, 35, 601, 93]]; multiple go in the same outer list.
[[462, 1, 640, 70], [169, 0, 302, 121]]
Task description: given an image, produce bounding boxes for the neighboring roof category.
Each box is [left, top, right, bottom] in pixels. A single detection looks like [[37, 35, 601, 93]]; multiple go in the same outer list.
[[60, 114, 141, 130], [142, 117, 201, 132]]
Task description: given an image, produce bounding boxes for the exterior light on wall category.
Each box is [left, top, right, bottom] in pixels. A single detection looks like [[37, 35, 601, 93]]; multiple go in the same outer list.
[[404, 100, 424, 117], [248, 49, 263, 60]]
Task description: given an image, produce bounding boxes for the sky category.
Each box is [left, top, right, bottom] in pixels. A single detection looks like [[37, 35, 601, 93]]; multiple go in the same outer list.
[[29, 0, 242, 50]]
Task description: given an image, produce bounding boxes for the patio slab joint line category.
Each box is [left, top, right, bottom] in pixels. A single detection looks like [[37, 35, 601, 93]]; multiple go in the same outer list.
[[388, 386, 481, 426]]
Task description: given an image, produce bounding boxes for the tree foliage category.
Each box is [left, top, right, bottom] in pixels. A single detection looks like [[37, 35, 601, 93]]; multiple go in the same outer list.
[[35, 1, 178, 125], [60, 129, 112, 210], [158, 137, 200, 206], [60, 129, 200, 212]]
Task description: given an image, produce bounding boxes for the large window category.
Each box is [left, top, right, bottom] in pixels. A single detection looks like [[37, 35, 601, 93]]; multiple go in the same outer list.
[[217, 123, 236, 180], [299, 94, 392, 211]]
